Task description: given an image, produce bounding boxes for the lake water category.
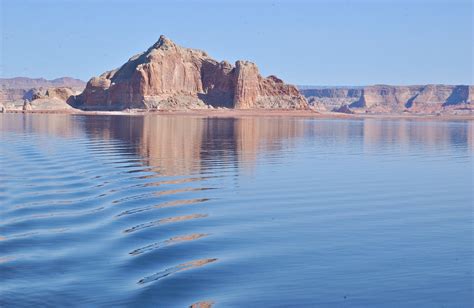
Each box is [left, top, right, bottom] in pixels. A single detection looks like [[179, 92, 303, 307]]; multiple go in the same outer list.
[[0, 114, 472, 307]]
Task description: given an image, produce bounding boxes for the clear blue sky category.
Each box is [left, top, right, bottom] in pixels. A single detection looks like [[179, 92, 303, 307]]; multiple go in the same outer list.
[[0, 0, 472, 85]]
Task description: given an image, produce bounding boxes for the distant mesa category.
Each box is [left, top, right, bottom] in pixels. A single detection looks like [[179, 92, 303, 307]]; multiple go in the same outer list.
[[72, 35, 308, 110], [301, 84, 474, 115], [0, 77, 85, 90]]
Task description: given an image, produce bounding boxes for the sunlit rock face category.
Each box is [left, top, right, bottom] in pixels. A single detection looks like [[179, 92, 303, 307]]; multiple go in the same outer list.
[[356, 85, 474, 114], [0, 77, 86, 112], [25, 87, 77, 111], [74, 35, 308, 110], [0, 87, 80, 111], [302, 85, 473, 114]]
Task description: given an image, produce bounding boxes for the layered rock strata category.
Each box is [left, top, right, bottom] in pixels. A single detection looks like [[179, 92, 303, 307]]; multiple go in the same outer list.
[[73, 35, 308, 110], [302, 85, 473, 114]]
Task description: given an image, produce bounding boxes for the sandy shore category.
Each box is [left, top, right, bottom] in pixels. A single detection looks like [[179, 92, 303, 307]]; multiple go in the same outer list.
[[3, 108, 473, 120]]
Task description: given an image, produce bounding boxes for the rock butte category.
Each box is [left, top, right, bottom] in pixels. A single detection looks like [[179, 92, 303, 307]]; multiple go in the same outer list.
[[73, 35, 308, 110]]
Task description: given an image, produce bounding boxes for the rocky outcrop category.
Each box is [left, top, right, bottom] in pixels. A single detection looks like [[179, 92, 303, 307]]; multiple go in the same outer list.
[[332, 104, 354, 114], [0, 77, 84, 112], [74, 35, 308, 110], [23, 101, 32, 111], [27, 87, 77, 111], [302, 85, 473, 114], [31, 87, 76, 102], [302, 88, 362, 111], [233, 61, 260, 109], [0, 87, 79, 112]]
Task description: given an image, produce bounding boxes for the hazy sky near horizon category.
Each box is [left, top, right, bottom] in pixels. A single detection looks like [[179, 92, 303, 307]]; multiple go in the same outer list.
[[0, 0, 472, 85]]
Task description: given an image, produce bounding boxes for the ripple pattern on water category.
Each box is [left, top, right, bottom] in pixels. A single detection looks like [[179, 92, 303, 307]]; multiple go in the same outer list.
[[0, 114, 472, 307], [137, 258, 218, 285], [0, 119, 220, 306]]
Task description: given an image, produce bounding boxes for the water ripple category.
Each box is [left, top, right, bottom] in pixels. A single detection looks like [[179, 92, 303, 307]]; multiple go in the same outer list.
[[1, 114, 472, 307], [137, 258, 218, 285], [116, 198, 210, 217], [123, 214, 208, 234], [129, 233, 208, 256]]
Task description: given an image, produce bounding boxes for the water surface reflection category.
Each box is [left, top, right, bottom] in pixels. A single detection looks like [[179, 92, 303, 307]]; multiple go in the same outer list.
[[0, 114, 472, 307]]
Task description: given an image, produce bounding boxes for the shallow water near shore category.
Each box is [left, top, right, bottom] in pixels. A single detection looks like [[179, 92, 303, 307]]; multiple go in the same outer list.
[[0, 114, 472, 307]]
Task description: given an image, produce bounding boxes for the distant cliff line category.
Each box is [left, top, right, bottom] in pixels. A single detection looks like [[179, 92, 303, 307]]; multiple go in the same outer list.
[[0, 77, 85, 90], [299, 85, 473, 114]]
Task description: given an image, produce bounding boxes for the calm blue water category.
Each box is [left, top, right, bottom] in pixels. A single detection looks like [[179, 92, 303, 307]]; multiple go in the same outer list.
[[0, 114, 472, 307]]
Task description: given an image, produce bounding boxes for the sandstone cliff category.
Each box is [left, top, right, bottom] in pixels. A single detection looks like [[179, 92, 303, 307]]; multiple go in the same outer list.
[[302, 87, 362, 111], [302, 85, 473, 114], [74, 36, 308, 110]]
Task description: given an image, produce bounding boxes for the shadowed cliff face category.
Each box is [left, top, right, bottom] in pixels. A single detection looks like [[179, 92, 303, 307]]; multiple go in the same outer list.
[[302, 85, 473, 114], [74, 35, 308, 110]]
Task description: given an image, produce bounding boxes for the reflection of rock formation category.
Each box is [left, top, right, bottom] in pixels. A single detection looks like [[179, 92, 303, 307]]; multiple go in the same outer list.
[[234, 117, 305, 165], [468, 121, 474, 152], [139, 116, 204, 175], [2, 115, 472, 174], [304, 119, 364, 144], [0, 114, 84, 138], [198, 117, 306, 171], [362, 119, 471, 152], [82, 116, 203, 175], [84, 116, 307, 175]]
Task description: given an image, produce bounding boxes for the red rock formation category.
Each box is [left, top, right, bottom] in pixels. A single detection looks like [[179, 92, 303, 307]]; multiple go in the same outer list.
[[233, 61, 260, 109], [303, 85, 473, 114], [32, 87, 76, 102], [355, 85, 473, 113], [74, 35, 308, 110]]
